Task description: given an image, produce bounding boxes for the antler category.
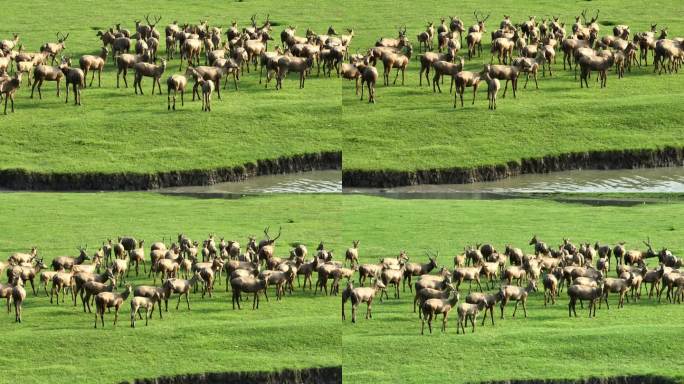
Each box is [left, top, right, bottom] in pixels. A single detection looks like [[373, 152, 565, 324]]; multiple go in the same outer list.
[[473, 10, 480, 23], [592, 9, 600, 22], [643, 237, 652, 248], [272, 226, 282, 242], [483, 13, 490, 22], [581, 9, 588, 25]]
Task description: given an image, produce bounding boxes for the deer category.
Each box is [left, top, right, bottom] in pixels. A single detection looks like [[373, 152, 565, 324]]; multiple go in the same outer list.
[[420, 290, 460, 334], [359, 59, 378, 103], [579, 50, 614, 88], [466, 30, 484, 59], [51, 246, 90, 271], [275, 56, 313, 90], [418, 48, 455, 87], [381, 45, 412, 86], [568, 283, 603, 318], [491, 35, 516, 65], [416, 22, 435, 52], [80, 276, 116, 313], [198, 77, 214, 112], [0, 72, 21, 114], [41, 32, 69, 65], [133, 59, 166, 95], [166, 74, 187, 110], [456, 300, 487, 334], [94, 284, 132, 328], [10, 275, 26, 323], [7, 258, 45, 297], [58, 57, 84, 105], [453, 265, 483, 292], [230, 274, 268, 310], [0, 280, 13, 314], [130, 290, 163, 328], [429, 56, 464, 94], [499, 280, 537, 319], [179, 38, 202, 70], [376, 26, 408, 48], [482, 63, 520, 98], [345, 241, 360, 267], [163, 271, 204, 311], [343, 278, 386, 323], [115, 51, 146, 88], [49, 270, 75, 305], [634, 24, 659, 66], [0, 33, 19, 54], [403, 252, 439, 293], [453, 69, 481, 108], [185, 66, 225, 101], [481, 68, 500, 110]]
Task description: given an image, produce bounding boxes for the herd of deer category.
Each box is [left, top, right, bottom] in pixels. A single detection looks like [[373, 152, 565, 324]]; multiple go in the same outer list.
[[341, 235, 683, 335], [2, 229, 681, 336], [1, 227, 352, 327], [0, 10, 680, 114]]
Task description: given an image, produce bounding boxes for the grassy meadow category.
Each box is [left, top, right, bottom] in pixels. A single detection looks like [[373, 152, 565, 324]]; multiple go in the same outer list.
[[341, 195, 684, 383], [340, 0, 684, 173], [0, 193, 342, 384], [1, 0, 682, 178]]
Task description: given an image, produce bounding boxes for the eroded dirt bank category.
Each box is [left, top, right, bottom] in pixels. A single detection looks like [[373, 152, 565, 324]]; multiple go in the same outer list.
[[120, 366, 341, 384], [0, 151, 341, 191], [343, 147, 684, 188]]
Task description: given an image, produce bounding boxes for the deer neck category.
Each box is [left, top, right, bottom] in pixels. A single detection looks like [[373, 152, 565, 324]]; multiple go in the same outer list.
[[448, 292, 459, 307], [121, 288, 131, 301]]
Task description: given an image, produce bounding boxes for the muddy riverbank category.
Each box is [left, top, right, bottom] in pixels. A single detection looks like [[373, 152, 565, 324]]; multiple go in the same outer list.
[[119, 366, 341, 384], [0, 151, 341, 191], [343, 147, 684, 188]]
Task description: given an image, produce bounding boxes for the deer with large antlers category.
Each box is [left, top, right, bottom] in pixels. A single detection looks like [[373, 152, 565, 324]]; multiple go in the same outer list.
[[41, 32, 69, 65], [469, 11, 490, 34], [136, 15, 161, 40], [258, 226, 282, 263]]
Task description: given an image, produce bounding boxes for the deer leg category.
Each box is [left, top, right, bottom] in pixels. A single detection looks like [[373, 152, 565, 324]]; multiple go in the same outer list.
[[512, 300, 519, 317], [472, 85, 478, 105]]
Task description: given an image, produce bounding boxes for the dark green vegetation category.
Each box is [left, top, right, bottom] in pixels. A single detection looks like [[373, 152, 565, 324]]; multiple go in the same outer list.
[[340, 0, 684, 174], [0, 1, 340, 175], [0, 193, 341, 384], [341, 195, 684, 383]]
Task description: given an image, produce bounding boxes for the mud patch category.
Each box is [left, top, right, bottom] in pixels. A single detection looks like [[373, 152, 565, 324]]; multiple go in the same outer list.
[[120, 366, 341, 384], [343, 147, 684, 188], [0, 151, 341, 191]]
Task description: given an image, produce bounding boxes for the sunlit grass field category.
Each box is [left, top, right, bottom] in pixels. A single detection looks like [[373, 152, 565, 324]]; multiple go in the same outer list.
[[341, 195, 684, 383]]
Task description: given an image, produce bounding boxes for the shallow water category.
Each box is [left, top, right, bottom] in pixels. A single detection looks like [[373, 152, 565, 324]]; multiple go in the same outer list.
[[160, 170, 342, 194], [345, 167, 684, 193]]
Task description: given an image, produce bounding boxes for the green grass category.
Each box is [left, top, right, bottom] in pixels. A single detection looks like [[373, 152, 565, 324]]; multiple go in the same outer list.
[[340, 0, 684, 172], [3, 0, 682, 177], [0, 193, 342, 384], [341, 195, 684, 383], [0, 0, 340, 174]]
